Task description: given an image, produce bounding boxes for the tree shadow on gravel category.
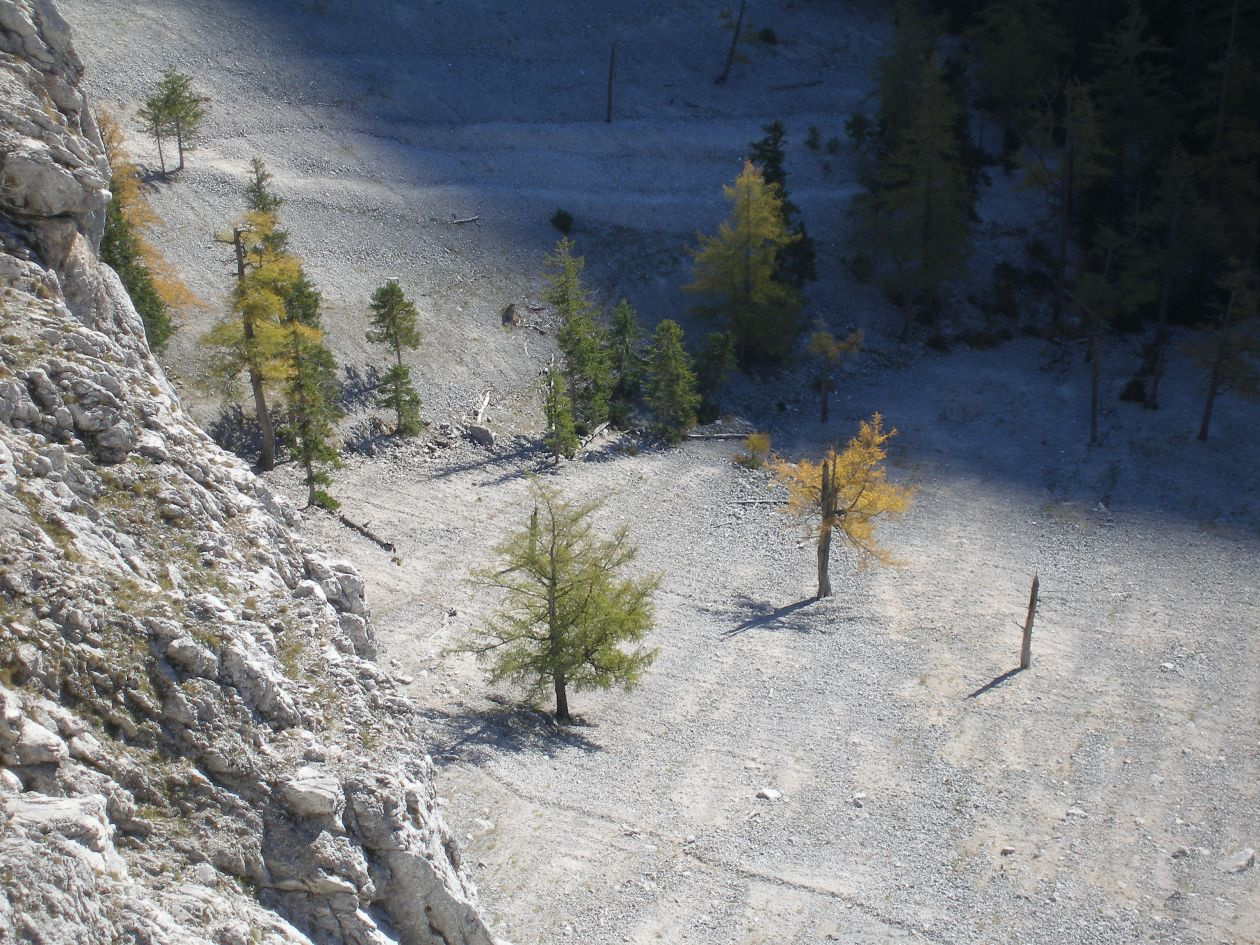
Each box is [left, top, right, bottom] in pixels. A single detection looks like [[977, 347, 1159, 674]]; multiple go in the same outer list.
[[337, 363, 382, 411], [965, 667, 1025, 699], [723, 595, 818, 638], [419, 438, 545, 485], [424, 698, 603, 765]]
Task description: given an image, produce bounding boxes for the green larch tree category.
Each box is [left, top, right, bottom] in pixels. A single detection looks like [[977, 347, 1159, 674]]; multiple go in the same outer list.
[[458, 485, 660, 723], [747, 120, 816, 289], [1023, 80, 1110, 328], [366, 281, 424, 436], [644, 319, 700, 444], [141, 69, 207, 173], [685, 160, 802, 367]]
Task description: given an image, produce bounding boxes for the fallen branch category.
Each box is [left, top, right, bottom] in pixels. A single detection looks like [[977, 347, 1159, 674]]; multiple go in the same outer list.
[[474, 389, 492, 424], [684, 432, 751, 440], [733, 499, 786, 506], [335, 513, 396, 553], [446, 213, 480, 225], [769, 80, 823, 91], [575, 421, 611, 457]]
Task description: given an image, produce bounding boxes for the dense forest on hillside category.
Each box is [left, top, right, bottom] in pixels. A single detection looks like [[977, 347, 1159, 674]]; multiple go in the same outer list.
[[860, 0, 1259, 431]]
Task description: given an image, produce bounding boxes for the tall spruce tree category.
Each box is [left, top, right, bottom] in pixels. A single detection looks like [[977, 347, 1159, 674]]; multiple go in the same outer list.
[[606, 298, 645, 427], [685, 161, 802, 366], [366, 281, 423, 436], [747, 121, 816, 289], [645, 320, 700, 443], [543, 239, 613, 429], [280, 270, 343, 509], [858, 52, 974, 341], [1188, 263, 1260, 441]]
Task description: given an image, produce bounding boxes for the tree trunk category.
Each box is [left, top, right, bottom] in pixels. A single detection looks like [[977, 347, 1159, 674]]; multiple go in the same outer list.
[[716, 0, 746, 84], [154, 124, 166, 175], [233, 229, 276, 471], [816, 458, 835, 598], [1198, 353, 1222, 441], [1089, 312, 1100, 447], [1054, 140, 1074, 329], [553, 670, 570, 723], [1146, 187, 1183, 409], [605, 42, 616, 123], [393, 343, 404, 435], [816, 527, 833, 599]]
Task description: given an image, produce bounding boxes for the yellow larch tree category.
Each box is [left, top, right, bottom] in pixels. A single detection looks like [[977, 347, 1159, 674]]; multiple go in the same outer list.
[[770, 413, 913, 598]]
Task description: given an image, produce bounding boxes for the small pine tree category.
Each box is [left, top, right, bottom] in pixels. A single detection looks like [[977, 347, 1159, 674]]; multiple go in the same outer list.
[[770, 414, 913, 598], [606, 297, 644, 425], [245, 157, 282, 214], [543, 239, 613, 429], [543, 365, 579, 464], [366, 281, 424, 436], [685, 161, 802, 366], [808, 328, 864, 423], [645, 320, 700, 444], [280, 271, 343, 509], [456, 485, 660, 723]]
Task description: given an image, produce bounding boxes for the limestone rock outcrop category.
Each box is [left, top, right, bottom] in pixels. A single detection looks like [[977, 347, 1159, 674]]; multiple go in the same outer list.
[[0, 3, 500, 943]]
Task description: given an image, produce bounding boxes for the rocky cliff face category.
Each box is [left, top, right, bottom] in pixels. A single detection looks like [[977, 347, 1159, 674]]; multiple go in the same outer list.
[[0, 3, 498, 943]]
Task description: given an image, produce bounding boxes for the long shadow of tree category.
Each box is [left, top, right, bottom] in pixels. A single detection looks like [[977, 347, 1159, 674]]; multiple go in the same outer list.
[[424, 696, 603, 766], [338, 363, 382, 411]]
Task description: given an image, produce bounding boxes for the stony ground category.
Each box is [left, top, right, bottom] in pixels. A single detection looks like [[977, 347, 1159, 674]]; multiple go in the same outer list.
[[56, 1, 1260, 943]]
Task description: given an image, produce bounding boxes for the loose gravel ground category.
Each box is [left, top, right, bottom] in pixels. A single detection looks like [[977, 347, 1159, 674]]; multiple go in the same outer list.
[[57, 1, 1260, 942]]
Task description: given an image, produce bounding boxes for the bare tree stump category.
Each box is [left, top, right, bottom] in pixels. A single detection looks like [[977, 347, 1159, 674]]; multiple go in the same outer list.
[[1020, 574, 1039, 670]]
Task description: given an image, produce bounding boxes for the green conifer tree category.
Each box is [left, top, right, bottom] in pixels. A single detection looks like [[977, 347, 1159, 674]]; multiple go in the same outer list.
[[366, 281, 424, 436], [543, 365, 579, 464], [685, 161, 802, 366], [457, 485, 660, 723], [747, 120, 816, 289], [100, 190, 173, 352], [858, 53, 974, 340], [141, 69, 207, 173], [280, 271, 343, 509], [543, 239, 613, 429], [606, 297, 644, 426], [645, 320, 700, 443]]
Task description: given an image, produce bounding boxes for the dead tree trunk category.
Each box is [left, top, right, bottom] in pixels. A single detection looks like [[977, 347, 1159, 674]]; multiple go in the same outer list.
[[606, 42, 617, 123], [1020, 574, 1040, 669], [715, 0, 746, 84], [816, 458, 837, 598]]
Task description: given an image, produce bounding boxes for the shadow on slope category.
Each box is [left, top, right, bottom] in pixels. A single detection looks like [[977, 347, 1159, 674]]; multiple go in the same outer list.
[[426, 696, 603, 766]]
